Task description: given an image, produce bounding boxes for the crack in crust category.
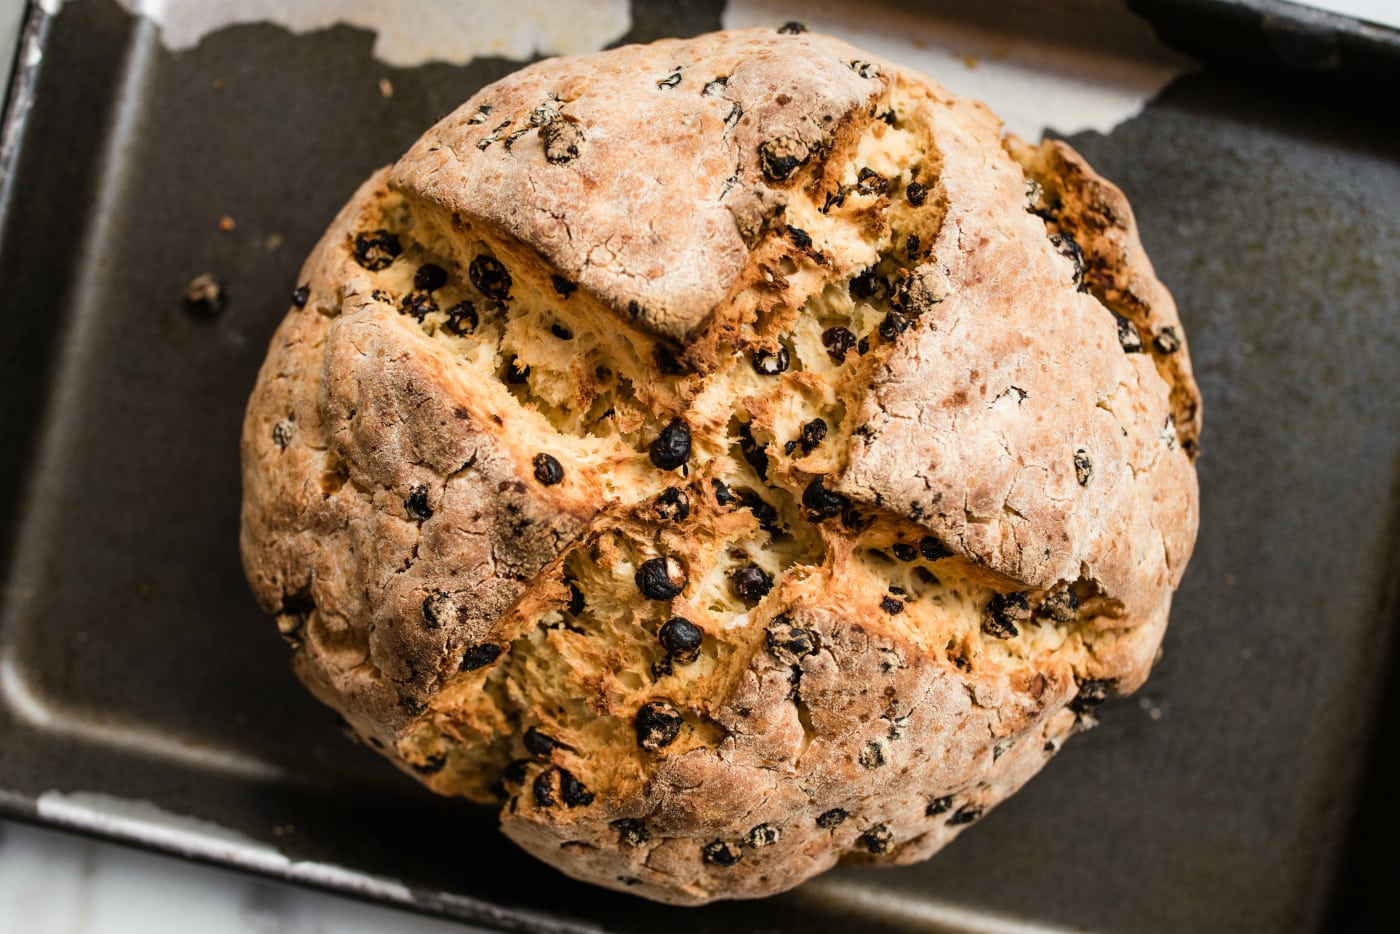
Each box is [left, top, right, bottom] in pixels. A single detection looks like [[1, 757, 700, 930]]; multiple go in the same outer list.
[[240, 28, 1200, 906]]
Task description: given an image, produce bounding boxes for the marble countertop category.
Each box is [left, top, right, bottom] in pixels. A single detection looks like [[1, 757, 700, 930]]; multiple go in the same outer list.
[[1, 1, 1395, 932]]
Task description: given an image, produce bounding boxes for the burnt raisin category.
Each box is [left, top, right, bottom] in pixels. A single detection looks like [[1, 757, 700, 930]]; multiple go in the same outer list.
[[400, 291, 437, 321], [611, 818, 649, 847], [649, 418, 691, 470], [653, 487, 690, 522], [730, 564, 773, 603], [523, 727, 559, 757], [1074, 449, 1093, 487], [918, 536, 952, 561], [1039, 586, 1079, 622], [879, 312, 912, 341], [906, 181, 929, 206], [849, 267, 882, 300], [353, 230, 401, 270], [461, 643, 503, 671], [747, 824, 780, 847], [947, 806, 982, 826], [753, 346, 790, 375], [1113, 311, 1144, 353], [858, 741, 886, 769], [892, 543, 917, 562], [758, 136, 809, 183], [505, 355, 530, 384], [983, 592, 1031, 639], [1070, 678, 1114, 716], [550, 322, 573, 340], [926, 796, 953, 817], [635, 701, 684, 750], [291, 284, 310, 309], [532, 453, 564, 486], [802, 476, 848, 520], [549, 276, 577, 300], [659, 617, 703, 662], [765, 616, 818, 664], [786, 225, 812, 249], [636, 556, 686, 600], [879, 595, 904, 615], [1153, 326, 1181, 354], [414, 263, 448, 292], [859, 824, 893, 854], [469, 254, 511, 300], [444, 301, 478, 335], [822, 326, 858, 361], [272, 419, 294, 450], [702, 840, 742, 867], [1048, 233, 1086, 291], [816, 808, 848, 828], [422, 591, 453, 628], [405, 484, 433, 520], [777, 20, 807, 33]]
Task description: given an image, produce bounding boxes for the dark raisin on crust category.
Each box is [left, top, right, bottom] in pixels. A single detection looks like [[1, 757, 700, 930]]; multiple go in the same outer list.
[[405, 484, 433, 520], [802, 476, 849, 520], [752, 346, 790, 375], [353, 229, 401, 270], [414, 263, 448, 292], [983, 592, 1031, 639], [551, 274, 577, 297], [1069, 678, 1114, 716], [542, 119, 585, 163], [1048, 232, 1086, 291], [858, 741, 886, 769], [460, 643, 503, 671], [1153, 326, 1181, 354], [816, 808, 848, 829], [858, 823, 893, 854], [656, 70, 683, 90], [635, 701, 684, 750], [758, 136, 810, 183], [559, 769, 594, 806], [947, 806, 982, 826], [1038, 586, 1079, 622], [766, 616, 819, 664], [421, 591, 453, 628], [272, 419, 294, 450], [649, 418, 691, 470], [611, 818, 649, 847], [1074, 449, 1093, 487], [822, 326, 858, 361], [919, 535, 952, 561], [636, 556, 687, 600], [879, 595, 904, 615], [729, 564, 773, 604], [291, 284, 310, 309], [905, 180, 929, 206], [879, 311, 912, 341], [469, 254, 512, 300], [444, 301, 478, 335], [747, 824, 780, 847], [702, 840, 742, 867], [777, 20, 807, 34], [1113, 310, 1144, 353], [926, 796, 953, 817], [532, 452, 565, 486], [659, 616, 703, 662]]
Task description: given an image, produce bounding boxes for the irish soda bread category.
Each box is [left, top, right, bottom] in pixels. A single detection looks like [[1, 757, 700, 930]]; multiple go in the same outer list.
[[241, 27, 1200, 904]]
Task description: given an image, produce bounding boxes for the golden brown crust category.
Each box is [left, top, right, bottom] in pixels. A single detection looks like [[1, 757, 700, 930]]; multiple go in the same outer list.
[[241, 28, 1200, 905]]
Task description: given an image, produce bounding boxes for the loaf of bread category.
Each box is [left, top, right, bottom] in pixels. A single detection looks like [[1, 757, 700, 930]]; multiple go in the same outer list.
[[241, 26, 1200, 904]]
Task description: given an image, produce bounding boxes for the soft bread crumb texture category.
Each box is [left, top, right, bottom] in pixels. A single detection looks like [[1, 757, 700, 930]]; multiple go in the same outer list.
[[240, 28, 1200, 905]]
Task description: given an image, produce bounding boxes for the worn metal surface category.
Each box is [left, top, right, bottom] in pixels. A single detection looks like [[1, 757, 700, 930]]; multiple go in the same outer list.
[[0, 0, 1396, 931]]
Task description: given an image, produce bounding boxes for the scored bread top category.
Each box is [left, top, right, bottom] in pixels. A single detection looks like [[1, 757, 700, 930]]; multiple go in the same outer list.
[[241, 26, 1200, 905]]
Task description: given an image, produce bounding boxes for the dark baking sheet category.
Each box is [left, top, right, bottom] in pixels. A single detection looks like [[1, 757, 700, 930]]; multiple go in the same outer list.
[[1, 0, 1398, 931]]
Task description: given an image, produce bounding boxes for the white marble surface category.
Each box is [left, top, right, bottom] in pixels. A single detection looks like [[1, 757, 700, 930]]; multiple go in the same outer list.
[[0, 1, 1395, 932]]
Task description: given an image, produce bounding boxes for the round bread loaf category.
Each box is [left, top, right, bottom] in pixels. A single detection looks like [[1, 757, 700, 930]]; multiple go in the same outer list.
[[241, 27, 1200, 905]]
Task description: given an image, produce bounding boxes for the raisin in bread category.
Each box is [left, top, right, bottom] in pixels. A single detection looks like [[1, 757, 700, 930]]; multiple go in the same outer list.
[[240, 27, 1201, 905]]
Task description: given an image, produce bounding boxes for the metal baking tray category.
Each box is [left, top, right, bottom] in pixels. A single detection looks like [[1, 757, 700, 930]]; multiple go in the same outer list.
[[1, 0, 1397, 931]]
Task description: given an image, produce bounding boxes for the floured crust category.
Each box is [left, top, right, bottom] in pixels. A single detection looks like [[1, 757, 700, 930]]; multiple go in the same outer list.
[[241, 27, 1200, 905]]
